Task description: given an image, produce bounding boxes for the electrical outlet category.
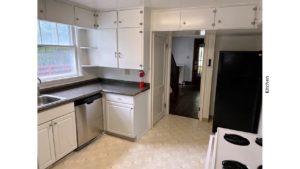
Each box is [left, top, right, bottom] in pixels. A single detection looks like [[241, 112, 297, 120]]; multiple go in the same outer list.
[[124, 69, 130, 75]]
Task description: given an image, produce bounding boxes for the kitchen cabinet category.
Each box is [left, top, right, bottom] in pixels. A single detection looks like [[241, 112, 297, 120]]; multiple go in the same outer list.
[[118, 9, 143, 28], [180, 7, 216, 30], [81, 8, 150, 70], [118, 28, 143, 69], [97, 11, 118, 29], [38, 0, 46, 19], [75, 7, 96, 29], [90, 29, 118, 68], [151, 9, 181, 31], [38, 103, 77, 169], [38, 121, 55, 169], [215, 5, 257, 29], [106, 101, 134, 137], [45, 0, 75, 25], [104, 91, 149, 139]]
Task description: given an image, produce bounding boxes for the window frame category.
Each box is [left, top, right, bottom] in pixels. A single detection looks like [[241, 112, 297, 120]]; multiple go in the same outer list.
[[37, 20, 80, 82]]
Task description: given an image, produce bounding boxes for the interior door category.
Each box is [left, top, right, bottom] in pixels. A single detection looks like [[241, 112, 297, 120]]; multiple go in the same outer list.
[[38, 121, 55, 169], [52, 112, 77, 160], [152, 34, 168, 125]]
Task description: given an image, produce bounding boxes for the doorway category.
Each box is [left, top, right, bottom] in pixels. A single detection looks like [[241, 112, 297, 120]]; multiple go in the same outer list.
[[169, 35, 205, 119]]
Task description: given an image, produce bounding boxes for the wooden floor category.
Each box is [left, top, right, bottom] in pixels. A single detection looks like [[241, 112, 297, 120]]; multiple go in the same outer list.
[[169, 84, 200, 119]]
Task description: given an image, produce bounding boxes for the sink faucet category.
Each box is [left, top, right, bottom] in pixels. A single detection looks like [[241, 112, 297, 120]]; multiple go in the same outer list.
[[38, 77, 42, 96]]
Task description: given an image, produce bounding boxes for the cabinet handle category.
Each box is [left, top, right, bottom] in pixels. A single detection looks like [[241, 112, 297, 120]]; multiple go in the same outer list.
[[53, 122, 57, 125], [93, 13, 99, 17], [49, 124, 52, 127], [118, 52, 122, 58], [76, 18, 79, 21], [253, 7, 258, 11], [139, 31, 143, 33], [251, 21, 256, 25], [114, 21, 117, 24], [140, 10, 143, 14], [211, 23, 216, 27], [183, 21, 186, 25], [139, 22, 143, 26], [119, 21, 122, 23], [39, 9, 44, 13], [139, 64, 143, 67], [94, 24, 99, 28], [218, 20, 221, 23], [115, 52, 118, 58]]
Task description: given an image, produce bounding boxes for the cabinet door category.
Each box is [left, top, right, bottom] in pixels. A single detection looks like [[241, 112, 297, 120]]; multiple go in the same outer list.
[[118, 9, 143, 28], [38, 0, 46, 20], [215, 5, 256, 29], [151, 9, 180, 31], [38, 121, 55, 169], [118, 28, 143, 69], [89, 29, 118, 68], [45, 0, 75, 25], [75, 7, 95, 29], [181, 8, 215, 30], [52, 112, 77, 160], [106, 101, 134, 137], [97, 11, 118, 29]]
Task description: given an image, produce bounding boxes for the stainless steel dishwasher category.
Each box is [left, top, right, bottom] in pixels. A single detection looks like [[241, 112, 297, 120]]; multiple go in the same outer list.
[[75, 93, 103, 148]]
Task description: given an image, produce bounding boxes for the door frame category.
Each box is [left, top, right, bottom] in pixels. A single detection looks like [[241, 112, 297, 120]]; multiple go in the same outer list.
[[150, 31, 216, 123]]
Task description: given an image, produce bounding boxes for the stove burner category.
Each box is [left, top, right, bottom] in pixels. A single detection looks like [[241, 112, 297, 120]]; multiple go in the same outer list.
[[257, 165, 262, 169], [255, 137, 262, 146], [222, 160, 248, 169], [224, 134, 250, 146]]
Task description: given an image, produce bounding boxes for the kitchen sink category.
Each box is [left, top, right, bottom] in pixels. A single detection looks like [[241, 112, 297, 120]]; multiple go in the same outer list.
[[38, 95, 65, 107]]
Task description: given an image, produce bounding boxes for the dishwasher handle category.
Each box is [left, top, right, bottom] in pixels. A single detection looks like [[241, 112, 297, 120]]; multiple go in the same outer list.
[[75, 93, 102, 106]]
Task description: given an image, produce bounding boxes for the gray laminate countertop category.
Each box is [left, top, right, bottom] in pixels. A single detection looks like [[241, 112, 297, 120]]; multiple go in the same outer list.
[[38, 78, 150, 112]]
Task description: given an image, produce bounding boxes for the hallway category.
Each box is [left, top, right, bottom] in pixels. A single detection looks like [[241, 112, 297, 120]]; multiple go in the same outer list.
[[170, 85, 200, 119]]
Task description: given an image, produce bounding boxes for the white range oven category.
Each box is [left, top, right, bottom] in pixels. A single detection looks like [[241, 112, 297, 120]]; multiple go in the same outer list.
[[205, 128, 262, 169]]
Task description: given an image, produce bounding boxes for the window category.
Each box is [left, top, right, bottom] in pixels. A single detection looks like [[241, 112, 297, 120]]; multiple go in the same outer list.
[[38, 20, 78, 80], [198, 45, 205, 75]]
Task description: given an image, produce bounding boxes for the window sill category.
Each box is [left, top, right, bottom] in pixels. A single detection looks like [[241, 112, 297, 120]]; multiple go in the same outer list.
[[39, 75, 87, 90]]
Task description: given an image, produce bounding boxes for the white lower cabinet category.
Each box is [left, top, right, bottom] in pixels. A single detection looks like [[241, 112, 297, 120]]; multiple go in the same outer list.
[[38, 121, 55, 169], [104, 91, 149, 139], [106, 101, 134, 137], [38, 103, 77, 169]]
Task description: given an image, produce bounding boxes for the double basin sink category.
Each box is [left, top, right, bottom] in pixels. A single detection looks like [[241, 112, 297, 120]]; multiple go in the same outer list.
[[38, 95, 65, 107]]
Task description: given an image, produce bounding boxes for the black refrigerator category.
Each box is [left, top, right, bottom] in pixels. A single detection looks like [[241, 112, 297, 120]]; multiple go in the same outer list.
[[212, 51, 262, 133]]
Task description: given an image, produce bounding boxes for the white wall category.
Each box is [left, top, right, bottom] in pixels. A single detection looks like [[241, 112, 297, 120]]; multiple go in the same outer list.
[[172, 37, 195, 82], [210, 33, 262, 116], [98, 67, 150, 83]]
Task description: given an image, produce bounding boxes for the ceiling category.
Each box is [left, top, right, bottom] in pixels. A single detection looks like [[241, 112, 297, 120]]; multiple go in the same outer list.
[[66, 0, 260, 10]]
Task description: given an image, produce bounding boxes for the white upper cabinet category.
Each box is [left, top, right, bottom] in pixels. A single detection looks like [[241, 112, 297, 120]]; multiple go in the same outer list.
[[45, 0, 75, 25], [215, 5, 257, 29], [38, 0, 46, 19], [181, 7, 216, 30], [118, 28, 143, 69], [90, 29, 118, 68], [97, 11, 118, 29], [151, 9, 181, 31], [75, 7, 96, 29], [118, 9, 144, 28]]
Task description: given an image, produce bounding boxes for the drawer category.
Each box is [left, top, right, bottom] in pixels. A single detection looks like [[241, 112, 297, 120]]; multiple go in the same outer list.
[[38, 103, 75, 125], [105, 93, 134, 105]]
